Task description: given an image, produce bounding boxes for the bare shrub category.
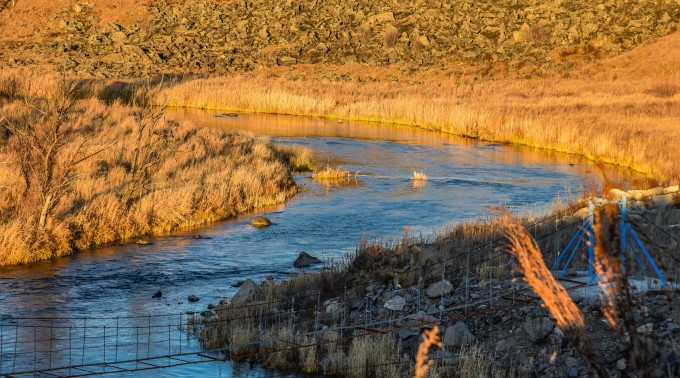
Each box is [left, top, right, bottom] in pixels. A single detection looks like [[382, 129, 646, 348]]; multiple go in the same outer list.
[[358, 23, 372, 44], [383, 24, 399, 48], [410, 32, 424, 53]]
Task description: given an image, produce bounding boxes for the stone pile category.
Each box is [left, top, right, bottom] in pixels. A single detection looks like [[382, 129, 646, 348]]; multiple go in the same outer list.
[[4, 0, 679, 77]]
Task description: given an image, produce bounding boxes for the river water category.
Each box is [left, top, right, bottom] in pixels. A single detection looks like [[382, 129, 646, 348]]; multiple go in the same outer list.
[[0, 110, 649, 377]]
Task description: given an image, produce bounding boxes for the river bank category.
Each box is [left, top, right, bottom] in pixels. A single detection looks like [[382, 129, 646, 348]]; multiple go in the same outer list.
[[197, 187, 680, 377], [0, 73, 306, 266]]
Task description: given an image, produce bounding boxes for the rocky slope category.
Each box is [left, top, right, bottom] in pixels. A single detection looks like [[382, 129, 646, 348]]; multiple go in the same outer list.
[[2, 0, 679, 77]]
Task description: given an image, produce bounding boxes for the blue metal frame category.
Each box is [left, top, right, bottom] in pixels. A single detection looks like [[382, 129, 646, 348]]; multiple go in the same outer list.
[[552, 195, 668, 286]]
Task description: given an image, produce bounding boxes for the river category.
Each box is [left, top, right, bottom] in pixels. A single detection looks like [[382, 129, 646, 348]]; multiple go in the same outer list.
[[0, 110, 649, 377]]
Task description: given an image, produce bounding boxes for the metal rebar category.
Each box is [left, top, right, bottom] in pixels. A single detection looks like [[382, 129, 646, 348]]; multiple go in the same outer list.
[[12, 319, 19, 373], [103, 325, 107, 365], [115, 317, 119, 363], [465, 249, 470, 314], [135, 325, 139, 369], [49, 319, 53, 370], [68, 326, 71, 370], [169, 323, 174, 364], [179, 314, 182, 356], [82, 318, 88, 366], [33, 325, 37, 371], [147, 315, 151, 359], [1, 322, 4, 373]]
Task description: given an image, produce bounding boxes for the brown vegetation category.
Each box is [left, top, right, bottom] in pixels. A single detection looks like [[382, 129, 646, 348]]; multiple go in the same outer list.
[[106, 31, 679, 184], [312, 165, 350, 180], [0, 71, 300, 266]]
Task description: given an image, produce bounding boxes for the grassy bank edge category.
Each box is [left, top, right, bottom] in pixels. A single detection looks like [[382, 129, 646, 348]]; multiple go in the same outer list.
[[159, 100, 653, 182]]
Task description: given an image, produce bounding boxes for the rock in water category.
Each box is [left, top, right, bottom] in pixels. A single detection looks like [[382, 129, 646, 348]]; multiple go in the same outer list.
[[426, 279, 453, 298], [384, 295, 406, 311], [443, 321, 475, 347], [251, 216, 272, 228], [188, 295, 200, 302], [523, 317, 554, 343], [136, 239, 152, 245], [152, 290, 162, 298], [231, 279, 263, 305], [293, 251, 322, 268]]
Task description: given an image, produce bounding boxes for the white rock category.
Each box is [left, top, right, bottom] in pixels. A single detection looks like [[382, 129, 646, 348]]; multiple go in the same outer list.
[[636, 323, 653, 334], [384, 295, 407, 311], [326, 301, 343, 316], [426, 279, 453, 298], [616, 358, 627, 370]]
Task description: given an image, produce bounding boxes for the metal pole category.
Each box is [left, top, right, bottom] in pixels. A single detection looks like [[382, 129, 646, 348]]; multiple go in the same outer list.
[[67, 325, 71, 370], [588, 200, 595, 277], [1, 322, 3, 374], [115, 317, 119, 363], [33, 325, 37, 371], [147, 315, 151, 358], [13, 320, 19, 373], [621, 195, 627, 274], [439, 266, 445, 321], [178, 314, 182, 355], [489, 257, 493, 308], [82, 318, 87, 365], [168, 324, 171, 363], [465, 250, 470, 314], [49, 319, 54, 369], [103, 325, 107, 365], [365, 296, 369, 330]]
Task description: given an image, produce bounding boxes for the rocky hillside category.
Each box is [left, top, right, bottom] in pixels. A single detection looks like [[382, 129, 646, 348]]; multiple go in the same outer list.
[[2, 0, 679, 77]]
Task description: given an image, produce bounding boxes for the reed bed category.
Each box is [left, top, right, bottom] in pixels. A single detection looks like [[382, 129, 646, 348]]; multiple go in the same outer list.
[[122, 32, 680, 184]]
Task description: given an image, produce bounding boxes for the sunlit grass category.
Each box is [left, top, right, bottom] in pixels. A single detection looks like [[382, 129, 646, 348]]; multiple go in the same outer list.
[[312, 165, 350, 180]]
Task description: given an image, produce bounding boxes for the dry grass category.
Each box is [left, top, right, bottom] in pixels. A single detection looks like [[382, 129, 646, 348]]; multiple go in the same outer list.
[[145, 68, 680, 182], [0, 72, 300, 266], [414, 327, 441, 378], [412, 170, 428, 181], [501, 215, 584, 331], [312, 165, 350, 180], [108, 31, 680, 184]]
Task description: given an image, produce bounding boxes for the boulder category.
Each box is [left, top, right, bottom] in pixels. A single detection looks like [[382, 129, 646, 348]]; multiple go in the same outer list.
[[523, 317, 554, 343], [426, 279, 453, 298], [251, 216, 272, 228], [325, 301, 343, 316], [188, 295, 200, 302], [231, 279, 263, 305], [152, 290, 162, 298], [293, 251, 322, 268], [384, 295, 406, 311], [495, 338, 515, 352], [406, 311, 438, 325], [616, 358, 627, 370], [443, 321, 475, 347], [398, 328, 421, 340]]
